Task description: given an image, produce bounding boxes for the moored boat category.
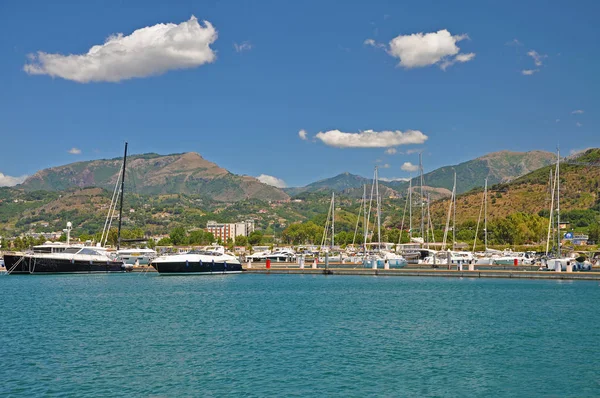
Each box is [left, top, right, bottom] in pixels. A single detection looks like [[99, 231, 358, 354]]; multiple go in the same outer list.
[[151, 245, 242, 275], [3, 243, 126, 274]]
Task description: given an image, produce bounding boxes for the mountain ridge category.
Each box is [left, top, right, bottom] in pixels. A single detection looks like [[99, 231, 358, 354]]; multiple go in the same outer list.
[[20, 152, 289, 202]]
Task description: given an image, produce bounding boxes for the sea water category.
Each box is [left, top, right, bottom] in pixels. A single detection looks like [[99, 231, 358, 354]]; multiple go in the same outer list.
[[1, 274, 599, 397]]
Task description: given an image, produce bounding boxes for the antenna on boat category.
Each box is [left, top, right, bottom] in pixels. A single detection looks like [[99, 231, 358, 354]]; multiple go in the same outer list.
[[116, 142, 128, 251]]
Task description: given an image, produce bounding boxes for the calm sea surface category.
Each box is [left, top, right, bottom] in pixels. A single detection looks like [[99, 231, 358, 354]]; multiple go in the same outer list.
[[1, 274, 599, 397]]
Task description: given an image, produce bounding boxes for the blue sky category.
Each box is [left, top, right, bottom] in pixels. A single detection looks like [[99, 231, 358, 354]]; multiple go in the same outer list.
[[0, 0, 597, 188]]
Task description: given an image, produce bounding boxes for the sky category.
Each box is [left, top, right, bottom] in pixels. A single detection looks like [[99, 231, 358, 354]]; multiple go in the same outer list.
[[0, 0, 598, 188]]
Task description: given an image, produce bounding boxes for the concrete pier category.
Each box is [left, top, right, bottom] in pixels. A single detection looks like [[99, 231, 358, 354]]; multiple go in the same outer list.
[[243, 266, 600, 281]]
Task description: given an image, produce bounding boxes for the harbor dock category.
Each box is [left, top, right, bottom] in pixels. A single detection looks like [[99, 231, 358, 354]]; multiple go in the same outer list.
[[243, 264, 600, 281]]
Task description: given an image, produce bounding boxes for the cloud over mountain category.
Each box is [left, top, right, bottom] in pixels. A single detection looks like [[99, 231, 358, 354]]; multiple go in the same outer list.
[[315, 129, 428, 148], [401, 162, 419, 172], [257, 174, 287, 188], [0, 172, 28, 187], [24, 16, 217, 83]]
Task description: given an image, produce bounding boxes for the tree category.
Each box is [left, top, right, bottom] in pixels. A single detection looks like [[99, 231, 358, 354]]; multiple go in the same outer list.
[[234, 235, 248, 246], [248, 230, 264, 245], [170, 227, 188, 246], [188, 230, 205, 245], [157, 237, 172, 246]]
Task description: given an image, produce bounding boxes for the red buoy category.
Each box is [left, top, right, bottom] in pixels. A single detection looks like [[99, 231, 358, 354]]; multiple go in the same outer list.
[[514, 258, 518, 266], [266, 259, 271, 269]]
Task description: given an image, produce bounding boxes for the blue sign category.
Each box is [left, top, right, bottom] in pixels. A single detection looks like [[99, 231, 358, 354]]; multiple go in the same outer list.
[[564, 232, 573, 239]]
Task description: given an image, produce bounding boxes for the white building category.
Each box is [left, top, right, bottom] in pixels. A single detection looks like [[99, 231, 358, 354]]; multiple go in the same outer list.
[[206, 220, 255, 243]]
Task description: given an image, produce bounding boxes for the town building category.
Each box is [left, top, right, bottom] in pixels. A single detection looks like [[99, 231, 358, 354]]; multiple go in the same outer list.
[[206, 220, 255, 243]]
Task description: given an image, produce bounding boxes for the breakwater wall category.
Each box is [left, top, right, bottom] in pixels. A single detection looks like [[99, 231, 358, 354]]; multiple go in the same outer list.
[[243, 267, 600, 281]]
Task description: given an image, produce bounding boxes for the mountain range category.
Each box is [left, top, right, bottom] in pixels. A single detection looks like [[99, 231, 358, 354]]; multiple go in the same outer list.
[[18, 149, 557, 202], [285, 150, 556, 197], [1, 149, 598, 239], [20, 152, 289, 202]]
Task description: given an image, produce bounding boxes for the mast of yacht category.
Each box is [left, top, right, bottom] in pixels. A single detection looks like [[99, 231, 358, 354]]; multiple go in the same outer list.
[[398, 185, 409, 246], [556, 148, 561, 257], [484, 178, 488, 250], [408, 177, 413, 240], [419, 153, 425, 244], [116, 142, 128, 251], [375, 167, 381, 248], [452, 172, 457, 251], [331, 192, 335, 248], [426, 193, 432, 249], [442, 171, 456, 251], [352, 185, 365, 246], [473, 179, 485, 253], [545, 168, 556, 256]]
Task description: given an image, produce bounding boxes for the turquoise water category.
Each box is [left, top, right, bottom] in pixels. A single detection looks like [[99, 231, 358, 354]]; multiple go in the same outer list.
[[1, 274, 599, 397]]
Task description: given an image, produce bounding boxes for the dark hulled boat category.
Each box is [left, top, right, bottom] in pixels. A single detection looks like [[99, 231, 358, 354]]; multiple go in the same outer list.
[[151, 246, 242, 275], [3, 245, 126, 274]]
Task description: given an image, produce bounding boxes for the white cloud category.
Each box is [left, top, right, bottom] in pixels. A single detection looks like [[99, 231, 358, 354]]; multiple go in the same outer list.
[[527, 50, 547, 66], [571, 109, 584, 115], [24, 16, 217, 83], [379, 177, 410, 182], [68, 147, 82, 154], [0, 173, 28, 187], [505, 39, 523, 46], [406, 149, 421, 155], [401, 162, 419, 172], [298, 129, 308, 140], [385, 148, 397, 155], [440, 52, 476, 70], [257, 174, 287, 188], [315, 129, 428, 148], [387, 29, 474, 69], [381, 163, 391, 169], [576, 122, 583, 127], [234, 41, 252, 53], [555, 119, 560, 123], [521, 69, 539, 75], [364, 38, 386, 49]]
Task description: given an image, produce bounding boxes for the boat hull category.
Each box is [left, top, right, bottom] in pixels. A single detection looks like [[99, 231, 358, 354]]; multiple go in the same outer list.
[[3, 254, 127, 275], [152, 260, 243, 275]]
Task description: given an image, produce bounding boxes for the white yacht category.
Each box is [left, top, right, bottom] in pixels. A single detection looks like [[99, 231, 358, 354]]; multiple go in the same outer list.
[[3, 242, 126, 274], [266, 248, 296, 262], [151, 245, 242, 275]]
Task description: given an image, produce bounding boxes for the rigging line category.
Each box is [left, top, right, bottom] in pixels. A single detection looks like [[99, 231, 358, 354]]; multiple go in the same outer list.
[[473, 184, 485, 253], [352, 186, 364, 246], [101, 162, 124, 246], [398, 186, 409, 245]]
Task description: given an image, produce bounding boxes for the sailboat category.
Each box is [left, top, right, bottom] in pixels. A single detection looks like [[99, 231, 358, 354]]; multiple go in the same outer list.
[[542, 148, 587, 271], [3, 144, 131, 274], [363, 167, 407, 269]]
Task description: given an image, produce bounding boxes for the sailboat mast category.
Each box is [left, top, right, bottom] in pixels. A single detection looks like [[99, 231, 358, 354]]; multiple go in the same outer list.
[[545, 169, 556, 256], [408, 178, 412, 239], [419, 153, 425, 243], [375, 167, 381, 246], [484, 178, 488, 249], [556, 148, 561, 257], [452, 171, 456, 251], [116, 142, 128, 251], [363, 184, 368, 245], [331, 192, 335, 248]]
